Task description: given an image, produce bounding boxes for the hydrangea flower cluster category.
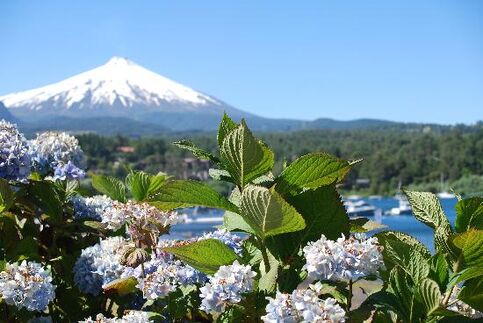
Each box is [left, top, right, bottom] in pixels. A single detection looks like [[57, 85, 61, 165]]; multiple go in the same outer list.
[[199, 229, 243, 255], [199, 260, 256, 314], [71, 195, 114, 221], [73, 237, 128, 295], [29, 131, 85, 179], [79, 311, 153, 323], [0, 120, 31, 181], [262, 287, 346, 323], [0, 261, 55, 312], [303, 233, 383, 282]]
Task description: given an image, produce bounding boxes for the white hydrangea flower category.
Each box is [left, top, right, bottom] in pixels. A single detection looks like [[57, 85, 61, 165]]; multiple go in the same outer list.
[[199, 229, 243, 255], [71, 195, 114, 221], [0, 261, 55, 312], [262, 287, 346, 323], [303, 234, 383, 282], [79, 311, 153, 322], [199, 260, 256, 314]]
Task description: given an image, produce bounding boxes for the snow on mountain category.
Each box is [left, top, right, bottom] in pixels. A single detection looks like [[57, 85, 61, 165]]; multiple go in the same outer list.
[[0, 57, 230, 116]]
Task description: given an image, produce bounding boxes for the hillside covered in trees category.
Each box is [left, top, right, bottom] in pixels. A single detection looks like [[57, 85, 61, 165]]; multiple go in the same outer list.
[[77, 122, 483, 196]]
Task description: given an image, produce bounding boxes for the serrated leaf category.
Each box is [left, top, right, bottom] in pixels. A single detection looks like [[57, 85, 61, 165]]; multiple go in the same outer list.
[[0, 179, 14, 213], [429, 253, 449, 292], [147, 172, 168, 197], [103, 277, 138, 296], [276, 153, 353, 195], [240, 185, 305, 239], [403, 190, 452, 232], [126, 171, 150, 201], [455, 197, 483, 233], [173, 140, 220, 164], [209, 168, 232, 182], [149, 180, 238, 212], [417, 278, 441, 315], [217, 112, 238, 147], [350, 217, 387, 232], [407, 251, 431, 283], [163, 239, 238, 274], [92, 175, 127, 202], [452, 229, 483, 269], [220, 121, 274, 188]]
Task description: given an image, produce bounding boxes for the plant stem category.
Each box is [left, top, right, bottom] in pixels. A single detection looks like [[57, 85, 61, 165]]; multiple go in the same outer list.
[[141, 262, 146, 278], [442, 285, 456, 307], [347, 279, 353, 315], [257, 237, 271, 273]]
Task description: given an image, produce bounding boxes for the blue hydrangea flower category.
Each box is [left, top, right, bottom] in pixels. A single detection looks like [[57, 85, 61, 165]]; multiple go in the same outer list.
[[71, 195, 114, 221], [53, 161, 86, 180], [0, 261, 55, 312], [79, 311, 153, 322], [29, 131, 85, 177], [0, 120, 31, 181], [73, 237, 127, 295]]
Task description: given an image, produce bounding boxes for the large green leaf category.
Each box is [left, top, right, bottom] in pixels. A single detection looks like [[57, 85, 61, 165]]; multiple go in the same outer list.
[[220, 121, 274, 188], [403, 190, 452, 231], [416, 278, 441, 315], [239, 185, 305, 239], [146, 172, 168, 197], [173, 140, 220, 164], [217, 112, 238, 147], [458, 277, 483, 311], [149, 180, 238, 212], [223, 211, 255, 234], [455, 197, 483, 233], [258, 250, 279, 293], [452, 229, 483, 269], [28, 181, 63, 222], [125, 171, 150, 201], [163, 239, 238, 274], [275, 153, 355, 195], [91, 174, 127, 202], [0, 179, 14, 213]]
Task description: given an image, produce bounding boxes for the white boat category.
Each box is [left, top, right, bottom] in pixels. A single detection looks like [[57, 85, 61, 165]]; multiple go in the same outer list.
[[344, 200, 377, 217], [388, 195, 412, 215]]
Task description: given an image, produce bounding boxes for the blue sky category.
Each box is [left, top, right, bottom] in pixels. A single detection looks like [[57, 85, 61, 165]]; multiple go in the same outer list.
[[1, 1, 482, 124]]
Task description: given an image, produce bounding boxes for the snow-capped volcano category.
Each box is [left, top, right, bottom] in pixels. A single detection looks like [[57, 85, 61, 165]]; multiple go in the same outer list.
[[0, 57, 233, 117]]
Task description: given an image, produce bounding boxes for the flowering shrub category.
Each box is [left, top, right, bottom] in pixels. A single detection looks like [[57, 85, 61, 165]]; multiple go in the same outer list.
[[0, 115, 481, 322]]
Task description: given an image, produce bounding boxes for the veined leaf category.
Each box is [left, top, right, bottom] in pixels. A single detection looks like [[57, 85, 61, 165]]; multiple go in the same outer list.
[[209, 168, 232, 182], [0, 179, 14, 213], [125, 171, 150, 201], [223, 211, 255, 234], [455, 197, 483, 233], [91, 174, 127, 202], [173, 140, 220, 164], [276, 153, 354, 195], [217, 112, 238, 147], [163, 239, 238, 274], [103, 277, 138, 296], [458, 277, 483, 311], [220, 121, 274, 188], [240, 185, 305, 239], [452, 229, 483, 269], [147, 172, 168, 197], [149, 180, 238, 212], [416, 278, 441, 315], [258, 250, 279, 293], [403, 190, 452, 232]]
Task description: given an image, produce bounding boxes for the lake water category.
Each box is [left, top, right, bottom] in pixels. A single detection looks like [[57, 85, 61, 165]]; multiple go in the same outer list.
[[171, 197, 458, 252]]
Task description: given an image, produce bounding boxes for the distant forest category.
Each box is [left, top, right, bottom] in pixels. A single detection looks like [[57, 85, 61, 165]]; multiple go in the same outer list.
[[77, 122, 483, 196]]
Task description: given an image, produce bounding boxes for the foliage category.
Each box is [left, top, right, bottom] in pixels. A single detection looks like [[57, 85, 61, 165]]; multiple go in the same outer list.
[[0, 116, 481, 322]]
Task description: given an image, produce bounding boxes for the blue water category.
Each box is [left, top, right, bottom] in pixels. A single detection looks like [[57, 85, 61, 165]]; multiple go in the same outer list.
[[171, 198, 458, 252]]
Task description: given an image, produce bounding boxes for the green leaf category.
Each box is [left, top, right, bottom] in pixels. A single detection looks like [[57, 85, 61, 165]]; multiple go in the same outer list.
[[452, 229, 483, 269], [163, 239, 238, 274], [350, 217, 387, 232], [173, 139, 220, 164], [28, 181, 63, 222], [455, 197, 483, 233], [126, 171, 150, 201], [149, 180, 238, 212], [239, 185, 305, 239], [406, 250, 431, 283], [91, 174, 127, 202], [217, 112, 238, 147], [147, 172, 168, 197], [0, 179, 14, 213], [416, 278, 441, 315], [429, 253, 449, 292], [103, 277, 138, 296], [403, 190, 452, 232], [220, 120, 274, 188], [223, 211, 255, 234], [276, 153, 354, 195], [258, 250, 279, 293], [209, 168, 232, 182], [458, 277, 483, 311]]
